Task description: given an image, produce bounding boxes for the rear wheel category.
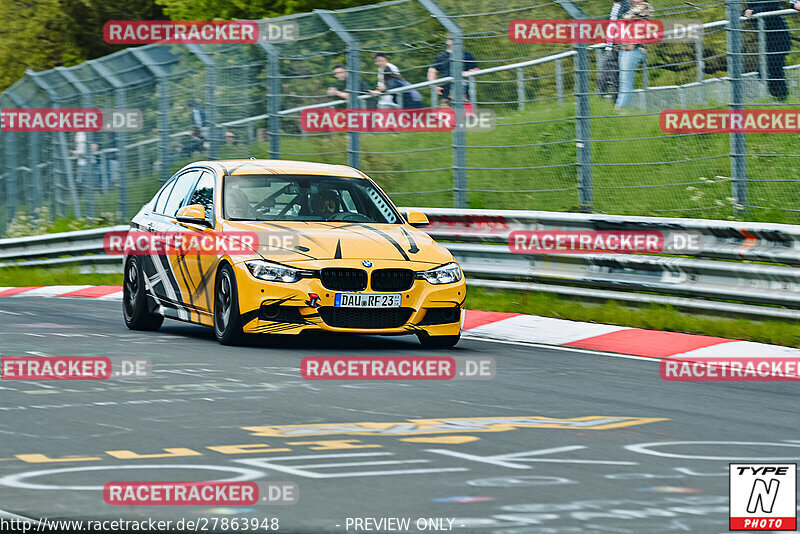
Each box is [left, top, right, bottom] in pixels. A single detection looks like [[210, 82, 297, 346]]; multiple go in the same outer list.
[[214, 264, 244, 345], [417, 333, 460, 349], [122, 257, 163, 331]]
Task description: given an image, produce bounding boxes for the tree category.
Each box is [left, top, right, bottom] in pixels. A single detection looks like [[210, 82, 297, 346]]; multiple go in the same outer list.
[[0, 0, 166, 92]]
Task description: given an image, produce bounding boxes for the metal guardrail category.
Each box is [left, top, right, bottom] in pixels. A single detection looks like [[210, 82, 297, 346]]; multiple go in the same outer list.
[[0, 211, 798, 319]]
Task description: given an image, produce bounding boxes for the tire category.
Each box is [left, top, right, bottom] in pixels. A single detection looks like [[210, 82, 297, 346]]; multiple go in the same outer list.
[[214, 264, 244, 345], [417, 333, 461, 349], [123, 256, 163, 331]]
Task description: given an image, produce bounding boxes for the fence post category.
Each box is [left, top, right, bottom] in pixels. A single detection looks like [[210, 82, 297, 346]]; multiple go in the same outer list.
[[516, 67, 525, 111], [555, 0, 592, 211], [419, 0, 467, 208], [131, 49, 171, 183], [695, 38, 706, 104], [57, 67, 96, 218], [4, 132, 16, 225], [88, 59, 129, 220], [7, 91, 41, 219], [757, 17, 768, 98], [316, 10, 361, 169], [556, 58, 565, 105], [186, 45, 219, 159], [258, 43, 281, 160], [727, 0, 747, 216], [26, 69, 81, 218], [576, 44, 593, 213]]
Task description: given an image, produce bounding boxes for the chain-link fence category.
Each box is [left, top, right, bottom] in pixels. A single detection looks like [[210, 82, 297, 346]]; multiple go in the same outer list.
[[1, 0, 799, 236]]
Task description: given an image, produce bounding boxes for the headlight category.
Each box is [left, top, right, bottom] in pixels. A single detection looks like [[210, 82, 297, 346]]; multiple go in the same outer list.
[[417, 262, 462, 284], [245, 260, 304, 283]]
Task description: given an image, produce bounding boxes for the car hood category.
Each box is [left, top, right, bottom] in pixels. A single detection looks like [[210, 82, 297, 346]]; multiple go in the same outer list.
[[221, 221, 453, 265]]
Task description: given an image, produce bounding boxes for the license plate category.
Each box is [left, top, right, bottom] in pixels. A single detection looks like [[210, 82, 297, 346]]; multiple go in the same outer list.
[[334, 293, 401, 308]]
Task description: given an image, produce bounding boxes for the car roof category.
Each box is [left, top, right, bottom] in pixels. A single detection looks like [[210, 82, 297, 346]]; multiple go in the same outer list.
[[186, 159, 369, 179]]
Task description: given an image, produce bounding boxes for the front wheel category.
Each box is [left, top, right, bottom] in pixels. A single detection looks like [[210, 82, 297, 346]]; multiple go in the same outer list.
[[417, 333, 460, 349], [122, 257, 163, 331], [214, 264, 244, 345]]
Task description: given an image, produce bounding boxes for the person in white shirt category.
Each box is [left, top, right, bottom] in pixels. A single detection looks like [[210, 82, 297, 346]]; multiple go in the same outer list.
[[373, 53, 401, 108]]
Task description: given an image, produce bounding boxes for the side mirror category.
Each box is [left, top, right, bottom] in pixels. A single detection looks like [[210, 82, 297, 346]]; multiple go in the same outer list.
[[405, 210, 429, 228], [176, 204, 211, 227]]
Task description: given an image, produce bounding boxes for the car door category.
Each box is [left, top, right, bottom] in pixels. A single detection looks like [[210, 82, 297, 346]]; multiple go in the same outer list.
[[171, 170, 218, 321], [144, 169, 203, 317]]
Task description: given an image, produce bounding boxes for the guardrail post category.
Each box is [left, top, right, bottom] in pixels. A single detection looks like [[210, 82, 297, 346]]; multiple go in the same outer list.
[[316, 10, 361, 169], [26, 69, 81, 218], [88, 59, 129, 219], [641, 55, 649, 109], [430, 86, 439, 108], [516, 67, 525, 111], [556, 58, 564, 105], [186, 45, 220, 159], [419, 0, 467, 208], [130, 49, 171, 182], [726, 0, 747, 216]]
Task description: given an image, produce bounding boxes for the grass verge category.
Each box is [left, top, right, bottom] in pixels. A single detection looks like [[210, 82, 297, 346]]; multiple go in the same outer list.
[[465, 286, 800, 348]]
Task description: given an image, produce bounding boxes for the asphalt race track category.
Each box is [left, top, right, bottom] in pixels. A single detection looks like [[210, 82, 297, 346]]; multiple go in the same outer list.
[[0, 297, 797, 533]]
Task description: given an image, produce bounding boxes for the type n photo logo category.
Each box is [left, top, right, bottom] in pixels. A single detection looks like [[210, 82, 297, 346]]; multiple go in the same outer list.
[[729, 463, 797, 531]]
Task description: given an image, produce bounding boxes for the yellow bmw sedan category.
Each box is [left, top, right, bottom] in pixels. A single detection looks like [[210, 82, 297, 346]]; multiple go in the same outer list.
[[122, 159, 465, 348]]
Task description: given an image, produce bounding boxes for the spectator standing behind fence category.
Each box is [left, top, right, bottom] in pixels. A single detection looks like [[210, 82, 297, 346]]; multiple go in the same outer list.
[[744, 1, 800, 100], [380, 69, 424, 108], [598, 0, 631, 101], [614, 0, 654, 109], [373, 53, 401, 108], [327, 64, 378, 108], [427, 37, 479, 108]]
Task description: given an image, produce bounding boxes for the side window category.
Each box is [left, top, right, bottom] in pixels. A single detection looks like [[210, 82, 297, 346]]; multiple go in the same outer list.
[[153, 179, 176, 214], [163, 170, 202, 218], [187, 171, 214, 219]]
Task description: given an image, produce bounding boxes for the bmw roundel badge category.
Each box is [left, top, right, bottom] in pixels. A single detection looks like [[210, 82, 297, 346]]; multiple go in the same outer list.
[[362, 260, 373, 268]]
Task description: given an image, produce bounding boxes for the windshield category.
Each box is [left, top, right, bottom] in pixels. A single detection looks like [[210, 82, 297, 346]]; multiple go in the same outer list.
[[223, 174, 402, 224]]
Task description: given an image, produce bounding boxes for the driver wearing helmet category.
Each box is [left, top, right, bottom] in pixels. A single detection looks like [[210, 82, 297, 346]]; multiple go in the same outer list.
[[308, 188, 340, 217]]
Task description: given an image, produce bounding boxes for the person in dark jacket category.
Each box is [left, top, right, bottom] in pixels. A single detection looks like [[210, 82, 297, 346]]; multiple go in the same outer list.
[[744, 1, 799, 100], [382, 69, 424, 108], [597, 0, 631, 101]]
